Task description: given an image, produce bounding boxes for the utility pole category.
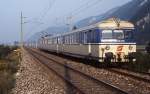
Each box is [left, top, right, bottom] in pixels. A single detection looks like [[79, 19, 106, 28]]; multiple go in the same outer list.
[[20, 12, 26, 59], [21, 12, 23, 50], [20, 12, 23, 60]]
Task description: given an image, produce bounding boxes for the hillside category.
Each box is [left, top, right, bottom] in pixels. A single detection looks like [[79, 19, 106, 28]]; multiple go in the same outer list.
[[130, 0, 150, 44], [28, 0, 150, 44], [75, 0, 150, 44], [75, 0, 142, 28]]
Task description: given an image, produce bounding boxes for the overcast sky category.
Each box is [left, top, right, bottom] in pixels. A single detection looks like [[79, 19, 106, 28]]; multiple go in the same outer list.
[[0, 0, 131, 44]]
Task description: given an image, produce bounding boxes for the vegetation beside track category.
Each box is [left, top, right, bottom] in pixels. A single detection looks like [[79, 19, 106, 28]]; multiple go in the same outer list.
[[0, 45, 20, 94], [125, 51, 150, 73]]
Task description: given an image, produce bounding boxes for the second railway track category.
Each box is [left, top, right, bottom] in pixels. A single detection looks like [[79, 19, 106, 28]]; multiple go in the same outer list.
[[26, 48, 128, 94], [106, 68, 150, 83]]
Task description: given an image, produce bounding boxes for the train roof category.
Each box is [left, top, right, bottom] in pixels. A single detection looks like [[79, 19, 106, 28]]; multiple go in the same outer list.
[[44, 18, 135, 39], [97, 18, 134, 29], [61, 18, 134, 35]]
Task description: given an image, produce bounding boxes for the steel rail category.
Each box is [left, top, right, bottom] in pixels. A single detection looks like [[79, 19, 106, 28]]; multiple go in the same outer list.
[[27, 48, 128, 94], [107, 68, 150, 83]]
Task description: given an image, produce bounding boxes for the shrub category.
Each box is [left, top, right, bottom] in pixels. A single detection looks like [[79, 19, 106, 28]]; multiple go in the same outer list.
[[0, 71, 15, 94], [126, 52, 150, 72], [0, 45, 19, 94]]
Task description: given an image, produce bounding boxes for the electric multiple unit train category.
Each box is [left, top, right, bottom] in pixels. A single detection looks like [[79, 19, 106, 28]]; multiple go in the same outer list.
[[27, 18, 136, 63]]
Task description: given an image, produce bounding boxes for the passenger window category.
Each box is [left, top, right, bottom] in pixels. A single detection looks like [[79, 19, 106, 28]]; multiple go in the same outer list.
[[87, 30, 92, 43], [84, 32, 87, 43]]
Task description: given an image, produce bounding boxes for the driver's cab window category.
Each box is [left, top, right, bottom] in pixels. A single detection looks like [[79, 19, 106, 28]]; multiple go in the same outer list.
[[102, 30, 113, 39], [113, 30, 124, 40], [124, 30, 133, 39]]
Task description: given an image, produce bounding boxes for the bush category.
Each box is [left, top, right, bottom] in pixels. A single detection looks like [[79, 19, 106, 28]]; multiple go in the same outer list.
[[0, 71, 15, 94], [0, 45, 17, 59], [126, 52, 150, 72], [0, 45, 19, 94]]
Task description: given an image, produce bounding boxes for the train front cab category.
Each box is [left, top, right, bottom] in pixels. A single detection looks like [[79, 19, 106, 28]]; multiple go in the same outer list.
[[92, 28, 136, 63]]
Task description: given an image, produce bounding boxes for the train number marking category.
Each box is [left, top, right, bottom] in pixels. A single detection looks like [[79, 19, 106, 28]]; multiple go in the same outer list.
[[117, 46, 124, 52]]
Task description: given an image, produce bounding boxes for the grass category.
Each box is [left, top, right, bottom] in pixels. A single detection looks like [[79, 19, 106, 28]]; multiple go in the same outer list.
[[0, 45, 20, 94]]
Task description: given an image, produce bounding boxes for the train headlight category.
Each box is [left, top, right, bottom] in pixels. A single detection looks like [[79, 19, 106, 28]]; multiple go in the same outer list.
[[129, 45, 133, 50], [105, 45, 110, 50]]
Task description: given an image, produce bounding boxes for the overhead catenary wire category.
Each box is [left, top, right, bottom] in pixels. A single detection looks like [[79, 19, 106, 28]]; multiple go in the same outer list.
[[26, 0, 103, 40], [25, 0, 56, 40], [39, 0, 56, 22], [63, 0, 103, 30], [68, 0, 103, 16], [52, 0, 102, 25], [56, 0, 103, 27]]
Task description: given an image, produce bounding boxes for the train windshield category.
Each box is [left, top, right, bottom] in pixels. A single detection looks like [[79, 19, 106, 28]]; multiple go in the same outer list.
[[124, 30, 133, 39], [113, 30, 124, 40], [101, 30, 113, 39], [101, 29, 133, 42]]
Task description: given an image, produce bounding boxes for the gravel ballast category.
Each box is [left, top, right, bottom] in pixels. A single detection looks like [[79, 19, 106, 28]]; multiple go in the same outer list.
[[34, 49, 150, 94], [11, 50, 73, 94]]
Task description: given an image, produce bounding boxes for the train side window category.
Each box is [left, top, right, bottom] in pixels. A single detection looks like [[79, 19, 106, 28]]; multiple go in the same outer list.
[[65, 36, 66, 44], [75, 33, 77, 44], [74, 33, 77, 44], [60, 37, 63, 44], [81, 32, 84, 44], [95, 29, 100, 43], [67, 35, 69, 44], [68, 35, 70, 44], [48, 39, 51, 44], [69, 34, 71, 44], [69, 35, 71, 44], [47, 39, 48, 44], [45, 40, 46, 44], [79, 32, 82, 44], [87, 30, 92, 43], [65, 36, 67, 44], [84, 32, 87, 44], [62, 36, 64, 44], [64, 36, 66, 44], [77, 32, 80, 44], [71, 34, 73, 44], [91, 30, 95, 43], [66, 35, 68, 44], [51, 38, 53, 44], [55, 38, 57, 44], [57, 37, 60, 44], [67, 35, 70, 44], [44, 40, 46, 44], [78, 32, 80, 44]]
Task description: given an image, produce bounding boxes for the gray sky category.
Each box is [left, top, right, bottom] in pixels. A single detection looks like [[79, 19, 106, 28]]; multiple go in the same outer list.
[[0, 0, 131, 43]]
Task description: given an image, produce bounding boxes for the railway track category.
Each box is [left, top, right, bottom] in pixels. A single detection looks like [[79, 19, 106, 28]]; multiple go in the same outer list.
[[120, 67, 150, 76], [26, 49, 84, 94], [106, 68, 150, 83], [26, 48, 128, 94]]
